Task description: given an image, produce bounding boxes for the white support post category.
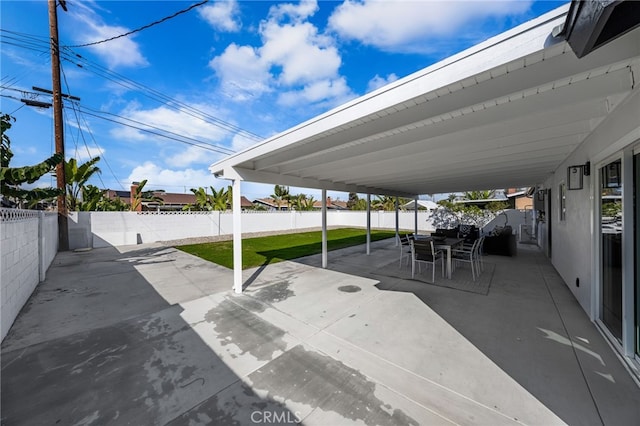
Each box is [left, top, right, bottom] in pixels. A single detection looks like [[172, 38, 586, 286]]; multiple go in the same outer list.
[[395, 196, 399, 246], [232, 179, 243, 293], [322, 189, 327, 268], [366, 193, 371, 255], [414, 196, 418, 236]]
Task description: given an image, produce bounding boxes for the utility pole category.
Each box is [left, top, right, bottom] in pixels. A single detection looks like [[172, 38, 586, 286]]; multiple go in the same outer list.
[[49, 0, 69, 250]]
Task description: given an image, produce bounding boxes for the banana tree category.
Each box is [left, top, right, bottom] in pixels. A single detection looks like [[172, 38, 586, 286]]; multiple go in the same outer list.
[[130, 179, 164, 211], [1, 114, 62, 208], [65, 157, 101, 211], [210, 186, 230, 211], [184, 186, 215, 211]]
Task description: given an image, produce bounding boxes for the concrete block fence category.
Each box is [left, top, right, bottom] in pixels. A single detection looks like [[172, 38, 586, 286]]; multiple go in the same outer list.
[[1, 209, 58, 340]]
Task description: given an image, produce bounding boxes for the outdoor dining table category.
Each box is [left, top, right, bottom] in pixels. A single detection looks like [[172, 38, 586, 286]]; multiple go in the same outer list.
[[415, 235, 464, 279], [434, 237, 465, 279]]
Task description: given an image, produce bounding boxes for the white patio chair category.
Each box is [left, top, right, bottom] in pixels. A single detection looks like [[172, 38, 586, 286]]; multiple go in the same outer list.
[[410, 238, 444, 283]]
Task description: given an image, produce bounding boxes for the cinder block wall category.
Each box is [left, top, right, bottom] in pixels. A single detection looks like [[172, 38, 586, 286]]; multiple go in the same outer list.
[[2, 212, 40, 340], [1, 210, 58, 341]]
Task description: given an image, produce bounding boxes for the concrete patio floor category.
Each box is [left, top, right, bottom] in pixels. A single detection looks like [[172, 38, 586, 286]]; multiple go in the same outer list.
[[2, 238, 639, 425]]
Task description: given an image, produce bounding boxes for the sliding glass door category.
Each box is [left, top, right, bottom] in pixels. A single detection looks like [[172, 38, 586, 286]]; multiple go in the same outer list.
[[635, 154, 640, 357], [600, 159, 623, 341]]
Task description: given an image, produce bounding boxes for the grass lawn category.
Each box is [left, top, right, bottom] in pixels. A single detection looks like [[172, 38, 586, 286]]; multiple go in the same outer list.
[[176, 228, 396, 269]]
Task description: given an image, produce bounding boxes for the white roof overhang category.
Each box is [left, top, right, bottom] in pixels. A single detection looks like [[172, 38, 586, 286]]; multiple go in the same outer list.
[[210, 5, 640, 198]]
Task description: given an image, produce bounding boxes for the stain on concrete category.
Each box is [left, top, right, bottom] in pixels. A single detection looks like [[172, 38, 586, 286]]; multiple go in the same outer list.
[[205, 300, 288, 362], [338, 285, 362, 293], [230, 296, 267, 314], [249, 345, 420, 425], [1, 312, 232, 426], [250, 281, 295, 305], [168, 381, 299, 426]]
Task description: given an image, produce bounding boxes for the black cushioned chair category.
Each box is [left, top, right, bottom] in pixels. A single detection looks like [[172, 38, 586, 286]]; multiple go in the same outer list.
[[483, 225, 517, 256]]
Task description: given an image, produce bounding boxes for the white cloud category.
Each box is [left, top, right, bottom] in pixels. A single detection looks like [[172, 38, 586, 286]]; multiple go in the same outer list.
[[169, 145, 212, 168], [69, 4, 148, 68], [260, 21, 341, 85], [367, 73, 399, 93], [278, 77, 352, 107], [199, 0, 241, 32], [328, 0, 533, 52], [267, 0, 319, 21], [110, 104, 232, 145], [127, 161, 226, 190], [209, 44, 273, 101], [209, 0, 353, 105]]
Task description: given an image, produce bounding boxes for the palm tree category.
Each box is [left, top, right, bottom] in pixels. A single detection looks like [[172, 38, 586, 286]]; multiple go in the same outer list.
[[372, 195, 396, 211], [271, 185, 290, 210], [463, 190, 495, 200], [65, 157, 101, 211], [130, 179, 164, 211]]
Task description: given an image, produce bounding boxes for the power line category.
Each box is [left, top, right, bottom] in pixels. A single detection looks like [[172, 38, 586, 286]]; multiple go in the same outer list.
[[63, 0, 210, 48], [2, 85, 236, 156], [77, 107, 235, 155], [1, 30, 264, 142], [60, 63, 113, 190], [62, 48, 264, 141]]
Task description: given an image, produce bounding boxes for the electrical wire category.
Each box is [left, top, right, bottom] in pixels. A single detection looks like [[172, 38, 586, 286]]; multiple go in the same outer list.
[[63, 0, 210, 48], [77, 111, 125, 191], [78, 107, 234, 155], [60, 63, 106, 188], [1, 29, 263, 143], [61, 48, 263, 141], [78, 104, 235, 154]]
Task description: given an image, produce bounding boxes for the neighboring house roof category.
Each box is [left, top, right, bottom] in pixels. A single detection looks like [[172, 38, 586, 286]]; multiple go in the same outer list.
[[402, 200, 438, 210], [253, 198, 287, 209], [106, 190, 253, 209], [239, 196, 255, 208], [153, 193, 196, 205], [311, 199, 348, 210]]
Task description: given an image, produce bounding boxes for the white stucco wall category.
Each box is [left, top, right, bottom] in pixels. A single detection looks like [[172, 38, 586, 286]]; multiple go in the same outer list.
[[545, 85, 640, 315], [65, 210, 438, 250]]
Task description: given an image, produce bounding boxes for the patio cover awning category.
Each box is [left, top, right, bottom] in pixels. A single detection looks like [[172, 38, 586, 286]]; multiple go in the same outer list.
[[210, 4, 639, 197]]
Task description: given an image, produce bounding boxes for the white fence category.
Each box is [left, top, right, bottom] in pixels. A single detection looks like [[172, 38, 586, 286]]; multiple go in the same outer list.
[[1, 209, 58, 340], [67, 210, 438, 249]]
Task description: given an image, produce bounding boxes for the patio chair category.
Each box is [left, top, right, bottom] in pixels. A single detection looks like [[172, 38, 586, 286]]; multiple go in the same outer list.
[[399, 234, 414, 267], [410, 238, 444, 283], [452, 237, 482, 281]]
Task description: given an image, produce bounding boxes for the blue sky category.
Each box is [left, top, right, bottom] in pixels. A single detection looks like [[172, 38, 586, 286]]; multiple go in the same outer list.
[[1, 0, 566, 202]]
